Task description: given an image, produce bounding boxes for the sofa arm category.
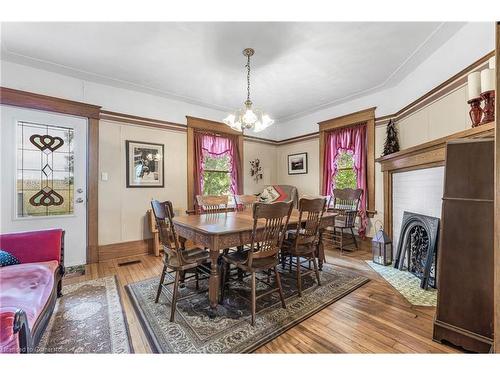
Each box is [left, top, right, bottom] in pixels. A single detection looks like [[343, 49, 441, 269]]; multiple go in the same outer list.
[[13, 309, 33, 353], [0, 229, 64, 266]]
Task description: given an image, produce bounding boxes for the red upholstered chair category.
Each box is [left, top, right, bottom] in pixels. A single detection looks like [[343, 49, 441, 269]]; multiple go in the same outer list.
[[0, 229, 65, 353]]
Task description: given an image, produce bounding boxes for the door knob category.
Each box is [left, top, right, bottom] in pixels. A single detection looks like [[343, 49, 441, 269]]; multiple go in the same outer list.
[[76, 198, 84, 203]]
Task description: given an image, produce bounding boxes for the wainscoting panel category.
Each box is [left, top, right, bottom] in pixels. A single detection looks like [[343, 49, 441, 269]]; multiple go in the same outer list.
[[392, 167, 445, 251], [98, 239, 153, 261]]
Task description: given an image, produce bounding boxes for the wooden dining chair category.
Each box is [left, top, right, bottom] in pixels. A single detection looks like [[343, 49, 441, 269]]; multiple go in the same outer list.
[[281, 197, 326, 297], [220, 201, 293, 326], [195, 195, 230, 214], [151, 200, 211, 322], [234, 194, 258, 211], [326, 188, 362, 253]]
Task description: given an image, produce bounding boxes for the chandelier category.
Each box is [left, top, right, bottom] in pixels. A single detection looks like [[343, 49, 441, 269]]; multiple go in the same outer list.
[[223, 48, 274, 133]]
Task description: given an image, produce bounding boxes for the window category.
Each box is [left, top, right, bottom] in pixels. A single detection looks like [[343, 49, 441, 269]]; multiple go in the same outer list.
[[16, 121, 74, 217], [334, 151, 357, 189], [202, 154, 232, 195]]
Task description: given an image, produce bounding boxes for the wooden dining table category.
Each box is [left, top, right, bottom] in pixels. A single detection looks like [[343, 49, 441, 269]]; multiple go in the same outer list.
[[172, 209, 337, 309]]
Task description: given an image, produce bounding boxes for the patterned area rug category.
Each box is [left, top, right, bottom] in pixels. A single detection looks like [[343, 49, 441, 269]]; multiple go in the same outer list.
[[365, 261, 437, 306], [126, 263, 369, 353], [37, 276, 132, 353]]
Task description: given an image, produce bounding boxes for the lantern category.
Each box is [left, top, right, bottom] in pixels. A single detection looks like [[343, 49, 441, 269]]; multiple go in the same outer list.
[[372, 228, 392, 266]]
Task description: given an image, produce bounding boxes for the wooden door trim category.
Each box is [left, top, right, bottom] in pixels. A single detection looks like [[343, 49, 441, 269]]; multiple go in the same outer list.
[[0, 87, 101, 264], [494, 21, 500, 353], [318, 107, 376, 216], [186, 116, 244, 210]]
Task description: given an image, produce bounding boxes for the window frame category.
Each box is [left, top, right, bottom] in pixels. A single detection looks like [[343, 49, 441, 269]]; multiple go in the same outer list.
[[318, 107, 376, 216]]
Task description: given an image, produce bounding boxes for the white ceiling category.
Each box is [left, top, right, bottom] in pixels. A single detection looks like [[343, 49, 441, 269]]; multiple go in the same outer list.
[[1, 22, 465, 121]]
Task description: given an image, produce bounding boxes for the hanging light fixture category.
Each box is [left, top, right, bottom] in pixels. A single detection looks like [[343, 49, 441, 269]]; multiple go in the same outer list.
[[223, 48, 274, 133]]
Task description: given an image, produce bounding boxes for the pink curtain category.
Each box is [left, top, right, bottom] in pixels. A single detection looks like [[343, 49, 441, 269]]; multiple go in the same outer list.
[[193, 131, 241, 200], [322, 123, 368, 237]]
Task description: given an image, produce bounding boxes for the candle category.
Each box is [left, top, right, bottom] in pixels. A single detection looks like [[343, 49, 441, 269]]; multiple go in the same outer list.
[[467, 71, 481, 100], [480, 68, 495, 93], [488, 56, 496, 70]]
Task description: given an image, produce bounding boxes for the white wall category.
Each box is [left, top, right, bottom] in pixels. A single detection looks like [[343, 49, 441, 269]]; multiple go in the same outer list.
[[277, 138, 320, 197], [392, 167, 445, 251]]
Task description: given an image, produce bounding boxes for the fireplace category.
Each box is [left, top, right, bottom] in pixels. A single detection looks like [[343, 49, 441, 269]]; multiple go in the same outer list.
[[394, 211, 439, 289]]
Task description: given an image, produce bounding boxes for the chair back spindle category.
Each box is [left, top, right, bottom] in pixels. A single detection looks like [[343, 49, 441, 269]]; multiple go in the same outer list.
[[195, 195, 229, 214], [247, 201, 293, 267], [294, 197, 327, 248], [235, 194, 258, 211]]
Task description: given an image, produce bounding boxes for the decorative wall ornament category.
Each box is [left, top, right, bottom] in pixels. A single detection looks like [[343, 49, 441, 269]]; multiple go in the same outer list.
[[382, 119, 400, 156], [126, 140, 164, 188], [249, 158, 263, 183], [287, 152, 308, 175]]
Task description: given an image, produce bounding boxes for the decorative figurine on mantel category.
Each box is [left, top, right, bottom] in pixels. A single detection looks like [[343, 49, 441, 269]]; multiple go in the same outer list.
[[382, 119, 400, 156], [249, 158, 263, 183]]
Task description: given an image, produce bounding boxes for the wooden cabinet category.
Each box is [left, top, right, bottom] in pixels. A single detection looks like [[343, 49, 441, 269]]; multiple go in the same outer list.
[[433, 138, 494, 353]]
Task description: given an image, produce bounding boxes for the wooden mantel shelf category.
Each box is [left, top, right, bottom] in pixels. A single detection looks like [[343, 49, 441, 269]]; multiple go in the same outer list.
[[376, 121, 494, 239], [376, 122, 494, 172]]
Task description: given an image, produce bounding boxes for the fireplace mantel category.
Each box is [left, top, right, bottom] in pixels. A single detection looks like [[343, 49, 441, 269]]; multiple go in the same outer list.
[[376, 122, 494, 238]]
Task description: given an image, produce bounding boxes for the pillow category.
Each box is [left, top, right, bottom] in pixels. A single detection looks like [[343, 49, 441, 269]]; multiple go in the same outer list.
[[259, 186, 288, 203], [0, 250, 20, 267]]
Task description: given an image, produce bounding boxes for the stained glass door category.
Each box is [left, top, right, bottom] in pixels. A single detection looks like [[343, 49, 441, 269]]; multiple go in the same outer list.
[[1, 106, 87, 266]]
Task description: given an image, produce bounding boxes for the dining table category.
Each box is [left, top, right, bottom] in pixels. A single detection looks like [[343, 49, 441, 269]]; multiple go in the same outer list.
[[172, 209, 338, 309]]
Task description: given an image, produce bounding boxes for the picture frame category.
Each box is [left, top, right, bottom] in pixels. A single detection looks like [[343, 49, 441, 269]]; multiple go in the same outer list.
[[126, 140, 164, 188], [287, 152, 308, 175]]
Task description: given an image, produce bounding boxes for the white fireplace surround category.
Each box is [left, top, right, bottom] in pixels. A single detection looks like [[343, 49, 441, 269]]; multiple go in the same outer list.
[[392, 166, 445, 252]]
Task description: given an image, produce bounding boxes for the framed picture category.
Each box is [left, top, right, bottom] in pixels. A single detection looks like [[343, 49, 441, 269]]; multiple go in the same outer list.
[[126, 140, 164, 188], [288, 152, 308, 175]]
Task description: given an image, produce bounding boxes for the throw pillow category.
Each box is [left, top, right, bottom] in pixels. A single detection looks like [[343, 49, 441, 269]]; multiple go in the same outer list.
[[0, 250, 20, 267]]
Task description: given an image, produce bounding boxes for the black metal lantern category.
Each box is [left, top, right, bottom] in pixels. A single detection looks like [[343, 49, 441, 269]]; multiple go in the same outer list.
[[372, 227, 392, 266]]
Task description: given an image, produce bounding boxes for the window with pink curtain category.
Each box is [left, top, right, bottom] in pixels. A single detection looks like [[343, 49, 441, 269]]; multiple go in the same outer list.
[[322, 123, 368, 237], [193, 132, 241, 199]]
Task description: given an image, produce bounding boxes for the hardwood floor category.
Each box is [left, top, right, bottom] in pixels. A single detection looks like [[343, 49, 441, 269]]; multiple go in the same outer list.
[[64, 239, 460, 353]]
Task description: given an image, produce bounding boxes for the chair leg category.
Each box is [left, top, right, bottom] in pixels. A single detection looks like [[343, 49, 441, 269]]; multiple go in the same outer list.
[[340, 228, 344, 254], [296, 256, 302, 297], [170, 270, 181, 322], [289, 254, 293, 272], [350, 228, 358, 250], [281, 251, 286, 269], [251, 272, 256, 327], [267, 269, 271, 284], [274, 267, 286, 309], [195, 268, 199, 290], [312, 256, 321, 286], [155, 264, 168, 303]]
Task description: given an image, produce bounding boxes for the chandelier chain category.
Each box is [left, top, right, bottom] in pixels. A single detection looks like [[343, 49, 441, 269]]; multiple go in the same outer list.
[[246, 53, 251, 102]]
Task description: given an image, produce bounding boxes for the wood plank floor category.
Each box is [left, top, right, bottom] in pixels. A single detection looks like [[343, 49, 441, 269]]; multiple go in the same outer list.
[[64, 240, 460, 353]]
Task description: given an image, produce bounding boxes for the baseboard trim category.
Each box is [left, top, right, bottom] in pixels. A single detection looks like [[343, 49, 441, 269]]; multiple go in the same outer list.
[[98, 239, 153, 262]]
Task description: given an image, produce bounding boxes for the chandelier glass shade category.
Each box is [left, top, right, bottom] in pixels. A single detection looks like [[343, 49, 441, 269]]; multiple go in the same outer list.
[[223, 48, 274, 133]]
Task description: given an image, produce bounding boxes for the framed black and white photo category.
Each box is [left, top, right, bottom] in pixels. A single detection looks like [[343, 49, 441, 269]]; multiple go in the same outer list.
[[126, 140, 164, 188], [287, 152, 308, 175]]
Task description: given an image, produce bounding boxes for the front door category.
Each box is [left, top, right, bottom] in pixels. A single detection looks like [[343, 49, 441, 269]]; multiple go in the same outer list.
[[1, 105, 88, 266]]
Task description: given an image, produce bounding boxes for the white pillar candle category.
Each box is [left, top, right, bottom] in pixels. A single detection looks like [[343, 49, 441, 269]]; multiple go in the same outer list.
[[480, 68, 495, 93], [467, 71, 481, 100], [488, 56, 496, 70]]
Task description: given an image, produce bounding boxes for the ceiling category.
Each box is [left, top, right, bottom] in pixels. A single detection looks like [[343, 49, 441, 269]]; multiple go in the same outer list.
[[0, 22, 465, 121]]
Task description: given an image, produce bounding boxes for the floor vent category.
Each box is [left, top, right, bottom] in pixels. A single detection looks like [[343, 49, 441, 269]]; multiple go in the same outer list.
[[118, 259, 142, 267]]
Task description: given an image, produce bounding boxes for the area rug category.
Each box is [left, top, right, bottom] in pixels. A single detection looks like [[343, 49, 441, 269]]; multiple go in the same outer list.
[[36, 276, 133, 353], [365, 260, 437, 306], [126, 263, 369, 353]]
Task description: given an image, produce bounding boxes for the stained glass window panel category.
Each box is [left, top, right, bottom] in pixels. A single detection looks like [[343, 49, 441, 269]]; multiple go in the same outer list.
[[17, 121, 74, 217]]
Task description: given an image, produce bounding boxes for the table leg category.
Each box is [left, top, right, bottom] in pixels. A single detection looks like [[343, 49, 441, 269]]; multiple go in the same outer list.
[[178, 236, 187, 286], [208, 249, 220, 309]]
